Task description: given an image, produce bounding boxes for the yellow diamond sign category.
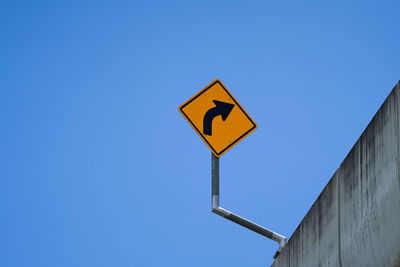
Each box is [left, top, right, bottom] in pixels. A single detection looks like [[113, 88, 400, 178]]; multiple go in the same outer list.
[[179, 79, 257, 157]]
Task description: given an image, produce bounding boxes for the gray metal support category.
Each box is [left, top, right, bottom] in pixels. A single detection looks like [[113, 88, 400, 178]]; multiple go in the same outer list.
[[211, 153, 287, 255]]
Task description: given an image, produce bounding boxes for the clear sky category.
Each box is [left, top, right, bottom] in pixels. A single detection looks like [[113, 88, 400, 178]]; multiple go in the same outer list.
[[1, 1, 399, 266]]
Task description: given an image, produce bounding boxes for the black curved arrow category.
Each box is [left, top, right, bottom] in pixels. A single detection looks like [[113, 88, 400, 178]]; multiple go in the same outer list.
[[203, 100, 235, 136]]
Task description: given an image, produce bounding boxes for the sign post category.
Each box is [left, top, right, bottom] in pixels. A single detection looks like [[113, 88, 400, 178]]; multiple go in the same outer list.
[[211, 153, 287, 255], [179, 79, 287, 256]]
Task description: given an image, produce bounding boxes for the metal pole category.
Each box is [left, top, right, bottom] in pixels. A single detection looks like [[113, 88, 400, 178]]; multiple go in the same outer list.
[[211, 153, 287, 254]]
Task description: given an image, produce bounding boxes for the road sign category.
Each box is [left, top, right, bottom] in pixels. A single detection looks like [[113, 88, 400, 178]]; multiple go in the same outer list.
[[179, 79, 257, 157]]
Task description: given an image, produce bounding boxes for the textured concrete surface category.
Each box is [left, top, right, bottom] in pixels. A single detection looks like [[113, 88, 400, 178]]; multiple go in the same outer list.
[[272, 81, 400, 267]]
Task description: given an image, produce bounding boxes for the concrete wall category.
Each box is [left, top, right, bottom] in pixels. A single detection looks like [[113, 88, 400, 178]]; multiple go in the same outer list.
[[272, 81, 400, 267]]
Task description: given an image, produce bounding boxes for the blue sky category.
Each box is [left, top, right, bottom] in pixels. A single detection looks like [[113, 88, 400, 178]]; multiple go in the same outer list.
[[1, 1, 399, 266]]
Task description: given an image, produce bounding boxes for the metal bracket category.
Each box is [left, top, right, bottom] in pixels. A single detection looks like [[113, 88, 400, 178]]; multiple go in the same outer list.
[[211, 153, 287, 256]]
